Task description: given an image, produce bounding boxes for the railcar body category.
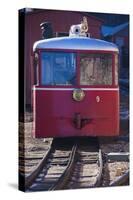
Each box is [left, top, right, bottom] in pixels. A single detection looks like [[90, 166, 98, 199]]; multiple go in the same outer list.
[[32, 36, 119, 138]]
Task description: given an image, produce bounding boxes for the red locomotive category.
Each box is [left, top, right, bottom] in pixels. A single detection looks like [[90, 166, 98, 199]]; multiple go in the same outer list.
[[32, 18, 119, 138]]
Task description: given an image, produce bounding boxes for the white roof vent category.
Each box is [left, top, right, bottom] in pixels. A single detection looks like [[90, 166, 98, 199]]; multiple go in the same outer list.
[[69, 16, 89, 37]]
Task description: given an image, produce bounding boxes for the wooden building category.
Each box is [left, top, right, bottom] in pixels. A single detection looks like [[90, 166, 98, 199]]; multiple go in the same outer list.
[[102, 22, 129, 68]]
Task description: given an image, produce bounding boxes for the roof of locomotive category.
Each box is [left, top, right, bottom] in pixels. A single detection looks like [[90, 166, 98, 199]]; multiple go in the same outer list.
[[33, 36, 119, 52]]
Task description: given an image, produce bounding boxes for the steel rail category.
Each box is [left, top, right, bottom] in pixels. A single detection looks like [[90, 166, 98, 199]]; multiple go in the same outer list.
[[63, 139, 103, 189], [109, 170, 129, 186], [95, 149, 103, 187], [25, 139, 54, 190], [49, 144, 77, 190]]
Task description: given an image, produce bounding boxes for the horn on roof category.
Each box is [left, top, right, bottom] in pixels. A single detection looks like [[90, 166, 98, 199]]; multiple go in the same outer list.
[[40, 22, 53, 39]]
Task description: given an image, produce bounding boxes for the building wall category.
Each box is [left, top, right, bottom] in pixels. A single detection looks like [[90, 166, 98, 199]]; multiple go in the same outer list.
[[113, 27, 129, 48], [24, 9, 103, 106], [113, 27, 129, 68], [104, 26, 129, 69]]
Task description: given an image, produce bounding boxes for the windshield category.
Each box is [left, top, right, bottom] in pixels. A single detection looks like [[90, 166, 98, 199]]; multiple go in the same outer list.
[[41, 52, 76, 85], [80, 53, 113, 85]]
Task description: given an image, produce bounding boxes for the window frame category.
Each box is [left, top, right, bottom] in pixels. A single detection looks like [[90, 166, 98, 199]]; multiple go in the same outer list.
[[36, 49, 118, 88], [33, 52, 39, 86], [114, 52, 119, 86]]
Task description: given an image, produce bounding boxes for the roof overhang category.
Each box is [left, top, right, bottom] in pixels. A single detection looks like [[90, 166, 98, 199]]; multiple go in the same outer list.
[[33, 36, 119, 52]]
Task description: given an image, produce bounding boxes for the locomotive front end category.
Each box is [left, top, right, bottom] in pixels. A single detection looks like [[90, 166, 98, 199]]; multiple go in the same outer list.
[[32, 23, 119, 138]]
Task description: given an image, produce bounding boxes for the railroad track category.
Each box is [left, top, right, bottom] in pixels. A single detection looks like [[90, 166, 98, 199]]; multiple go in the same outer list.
[[25, 137, 103, 191], [65, 138, 103, 189], [25, 137, 129, 192], [26, 138, 77, 191]]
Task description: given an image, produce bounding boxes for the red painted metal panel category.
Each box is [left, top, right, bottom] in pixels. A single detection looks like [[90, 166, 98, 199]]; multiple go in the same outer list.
[[33, 88, 119, 138]]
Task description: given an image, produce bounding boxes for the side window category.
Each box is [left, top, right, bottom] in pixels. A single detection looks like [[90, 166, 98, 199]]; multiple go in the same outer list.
[[41, 52, 76, 85], [114, 53, 119, 85], [41, 55, 53, 85], [33, 53, 39, 85], [80, 54, 113, 85]]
